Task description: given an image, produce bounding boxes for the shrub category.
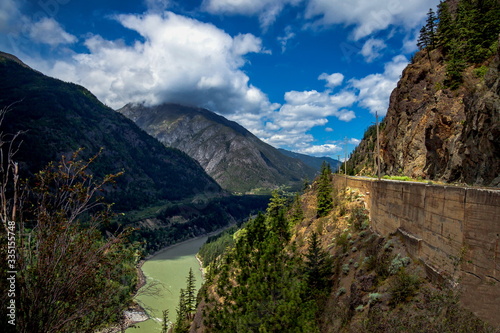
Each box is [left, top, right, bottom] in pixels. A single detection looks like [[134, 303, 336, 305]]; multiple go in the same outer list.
[[336, 232, 349, 253], [336, 287, 346, 297], [389, 268, 421, 306], [473, 65, 488, 78], [389, 254, 411, 275], [349, 206, 369, 231], [368, 293, 382, 305]]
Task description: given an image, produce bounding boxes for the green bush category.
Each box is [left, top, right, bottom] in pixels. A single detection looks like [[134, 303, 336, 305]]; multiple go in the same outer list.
[[389, 254, 411, 275], [389, 268, 421, 306], [473, 65, 488, 78]]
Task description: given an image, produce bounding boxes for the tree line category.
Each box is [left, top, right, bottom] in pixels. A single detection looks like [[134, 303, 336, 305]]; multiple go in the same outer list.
[[194, 171, 335, 332], [417, 0, 500, 89]]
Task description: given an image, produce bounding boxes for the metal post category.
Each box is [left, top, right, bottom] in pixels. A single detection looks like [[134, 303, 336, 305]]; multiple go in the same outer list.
[[376, 112, 381, 180]]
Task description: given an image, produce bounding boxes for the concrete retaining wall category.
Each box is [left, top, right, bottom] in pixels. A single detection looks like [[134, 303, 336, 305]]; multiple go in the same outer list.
[[332, 175, 500, 326]]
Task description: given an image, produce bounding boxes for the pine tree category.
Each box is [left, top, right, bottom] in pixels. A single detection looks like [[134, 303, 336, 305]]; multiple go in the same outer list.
[[266, 189, 288, 218], [305, 232, 333, 299], [185, 268, 196, 314], [417, 8, 437, 50], [162, 309, 169, 333], [175, 289, 188, 333], [205, 206, 319, 332], [436, 0, 454, 52], [317, 161, 333, 218], [289, 193, 304, 226]]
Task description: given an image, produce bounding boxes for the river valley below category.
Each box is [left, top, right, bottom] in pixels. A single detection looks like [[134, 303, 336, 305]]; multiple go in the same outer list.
[[126, 236, 208, 332]]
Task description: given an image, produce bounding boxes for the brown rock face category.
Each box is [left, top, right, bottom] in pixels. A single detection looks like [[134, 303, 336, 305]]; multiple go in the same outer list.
[[352, 47, 500, 187]]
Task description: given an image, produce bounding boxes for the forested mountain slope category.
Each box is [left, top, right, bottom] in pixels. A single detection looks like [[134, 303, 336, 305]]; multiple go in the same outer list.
[[187, 167, 497, 332], [0, 52, 222, 211], [118, 103, 317, 193]]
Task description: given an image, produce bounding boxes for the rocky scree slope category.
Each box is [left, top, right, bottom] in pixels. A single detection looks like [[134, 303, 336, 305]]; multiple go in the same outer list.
[[118, 103, 317, 193]]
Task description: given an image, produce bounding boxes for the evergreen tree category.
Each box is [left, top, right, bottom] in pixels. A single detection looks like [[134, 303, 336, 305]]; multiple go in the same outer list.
[[434, 0, 500, 89], [266, 189, 288, 218], [305, 232, 333, 300], [206, 201, 319, 332], [175, 289, 188, 333], [162, 309, 169, 333], [185, 268, 197, 314], [289, 193, 304, 226], [317, 161, 333, 218], [417, 8, 437, 50], [436, 1, 455, 52]]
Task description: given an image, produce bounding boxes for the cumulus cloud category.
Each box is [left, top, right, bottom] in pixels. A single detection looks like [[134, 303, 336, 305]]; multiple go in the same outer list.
[[29, 17, 77, 46], [349, 138, 361, 145], [298, 143, 342, 156], [350, 54, 408, 115], [305, 0, 437, 40], [360, 38, 386, 63], [202, 0, 301, 28], [259, 79, 357, 150], [46, 11, 274, 114], [318, 72, 344, 88], [258, 54, 408, 152]]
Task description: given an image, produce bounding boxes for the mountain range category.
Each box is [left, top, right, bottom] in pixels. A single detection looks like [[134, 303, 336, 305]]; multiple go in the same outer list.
[[118, 103, 321, 193], [0, 52, 221, 211]]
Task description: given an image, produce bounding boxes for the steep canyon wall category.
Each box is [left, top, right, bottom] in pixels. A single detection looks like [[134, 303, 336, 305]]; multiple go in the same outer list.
[[333, 175, 500, 326]]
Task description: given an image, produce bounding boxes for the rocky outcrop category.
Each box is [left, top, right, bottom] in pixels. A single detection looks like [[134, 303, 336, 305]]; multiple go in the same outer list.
[[118, 103, 317, 193], [350, 44, 500, 187]]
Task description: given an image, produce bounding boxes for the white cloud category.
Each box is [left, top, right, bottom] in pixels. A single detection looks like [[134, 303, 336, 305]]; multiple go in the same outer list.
[[360, 38, 386, 63], [318, 72, 344, 88], [304, 0, 437, 40], [29, 17, 77, 46], [350, 54, 408, 115], [277, 26, 296, 53], [298, 143, 342, 156], [257, 79, 357, 150], [202, 0, 301, 29], [349, 138, 361, 145], [145, 0, 171, 12], [0, 0, 24, 34], [45, 12, 274, 114]]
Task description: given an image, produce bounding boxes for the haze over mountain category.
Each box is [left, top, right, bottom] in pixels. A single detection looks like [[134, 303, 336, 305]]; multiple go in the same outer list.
[[0, 52, 222, 211], [278, 148, 342, 173], [118, 103, 318, 193]]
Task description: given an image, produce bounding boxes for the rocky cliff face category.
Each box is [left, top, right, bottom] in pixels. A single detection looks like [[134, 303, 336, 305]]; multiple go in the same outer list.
[[350, 44, 500, 187], [118, 103, 317, 193]]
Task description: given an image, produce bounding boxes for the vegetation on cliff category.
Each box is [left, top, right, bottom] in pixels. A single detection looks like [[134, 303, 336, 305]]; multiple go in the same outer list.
[[0, 147, 139, 333], [189, 168, 497, 332], [345, 0, 500, 186]]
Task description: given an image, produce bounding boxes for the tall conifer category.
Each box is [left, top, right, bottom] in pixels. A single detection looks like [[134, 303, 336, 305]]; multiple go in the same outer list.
[[317, 161, 333, 218]]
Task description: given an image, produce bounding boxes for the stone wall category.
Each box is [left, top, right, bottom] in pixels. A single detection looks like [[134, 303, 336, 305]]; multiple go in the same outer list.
[[332, 175, 500, 326]]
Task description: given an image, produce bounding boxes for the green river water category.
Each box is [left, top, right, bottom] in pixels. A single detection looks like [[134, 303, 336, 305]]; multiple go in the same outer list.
[[127, 236, 207, 332]]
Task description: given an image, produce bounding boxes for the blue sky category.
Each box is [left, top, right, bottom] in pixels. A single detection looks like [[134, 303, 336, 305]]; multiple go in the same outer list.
[[0, 0, 438, 158]]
